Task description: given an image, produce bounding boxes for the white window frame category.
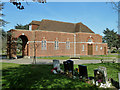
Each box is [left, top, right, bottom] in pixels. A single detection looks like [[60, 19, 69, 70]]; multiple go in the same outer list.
[[96, 45, 98, 51], [42, 39, 47, 50], [66, 41, 70, 49], [82, 44, 84, 51], [55, 40, 59, 50]]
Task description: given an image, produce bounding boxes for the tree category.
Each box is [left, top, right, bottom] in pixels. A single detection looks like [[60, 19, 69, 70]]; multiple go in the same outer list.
[[10, 0, 46, 10], [109, 1, 120, 34], [0, 3, 9, 27], [15, 24, 29, 30], [116, 34, 120, 50], [102, 28, 119, 51]]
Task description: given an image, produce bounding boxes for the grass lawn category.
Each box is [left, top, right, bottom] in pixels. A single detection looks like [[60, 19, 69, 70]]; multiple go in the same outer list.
[[2, 62, 120, 89], [37, 56, 103, 60], [75, 63, 120, 82], [37, 54, 120, 60]]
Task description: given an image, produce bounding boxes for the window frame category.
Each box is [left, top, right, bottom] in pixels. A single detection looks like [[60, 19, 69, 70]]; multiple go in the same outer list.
[[41, 39, 47, 50], [82, 44, 84, 51]]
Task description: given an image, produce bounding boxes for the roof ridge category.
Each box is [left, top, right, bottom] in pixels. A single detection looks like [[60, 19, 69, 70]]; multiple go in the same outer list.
[[41, 19, 76, 24]]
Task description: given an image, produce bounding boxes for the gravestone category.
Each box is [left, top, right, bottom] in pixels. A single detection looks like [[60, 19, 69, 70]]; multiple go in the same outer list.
[[53, 60, 60, 71], [78, 65, 88, 79], [99, 66, 107, 83], [63, 60, 74, 75], [94, 66, 107, 84], [63, 61, 68, 74], [67, 60, 74, 74]]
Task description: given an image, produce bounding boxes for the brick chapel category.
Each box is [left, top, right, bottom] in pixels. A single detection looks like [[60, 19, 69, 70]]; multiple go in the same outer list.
[[7, 19, 107, 59]]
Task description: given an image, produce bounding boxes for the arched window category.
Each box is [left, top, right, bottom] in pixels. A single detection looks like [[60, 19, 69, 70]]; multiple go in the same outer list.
[[41, 38, 47, 50], [88, 39, 93, 42]]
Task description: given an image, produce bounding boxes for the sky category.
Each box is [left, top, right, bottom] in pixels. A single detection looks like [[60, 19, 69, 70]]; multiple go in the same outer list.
[[2, 2, 118, 36]]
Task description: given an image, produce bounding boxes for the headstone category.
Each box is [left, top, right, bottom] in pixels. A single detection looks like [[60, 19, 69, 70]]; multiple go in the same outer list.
[[78, 65, 88, 79], [63, 61, 68, 74], [53, 60, 60, 71], [67, 60, 74, 74], [63, 60, 74, 75], [99, 66, 107, 83], [94, 66, 107, 84], [118, 73, 120, 89]]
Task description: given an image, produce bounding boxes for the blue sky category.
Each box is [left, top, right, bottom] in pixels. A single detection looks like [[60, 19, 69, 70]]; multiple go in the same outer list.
[[3, 2, 118, 36]]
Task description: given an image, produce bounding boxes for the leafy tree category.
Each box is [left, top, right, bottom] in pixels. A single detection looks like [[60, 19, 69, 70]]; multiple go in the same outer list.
[[116, 34, 120, 50], [15, 24, 29, 30], [102, 28, 119, 50], [0, 3, 9, 27]]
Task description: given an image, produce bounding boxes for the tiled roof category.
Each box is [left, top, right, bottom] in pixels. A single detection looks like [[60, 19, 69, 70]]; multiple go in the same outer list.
[[29, 19, 94, 33], [29, 21, 41, 25]]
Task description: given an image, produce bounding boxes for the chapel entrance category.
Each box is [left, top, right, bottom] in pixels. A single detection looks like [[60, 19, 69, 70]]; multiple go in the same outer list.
[[17, 35, 28, 58], [88, 44, 93, 55]]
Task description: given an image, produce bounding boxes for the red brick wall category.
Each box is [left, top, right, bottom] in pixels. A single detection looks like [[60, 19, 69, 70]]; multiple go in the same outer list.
[[32, 25, 39, 30], [34, 31, 74, 57], [75, 32, 107, 55], [76, 33, 102, 43], [8, 29, 107, 58]]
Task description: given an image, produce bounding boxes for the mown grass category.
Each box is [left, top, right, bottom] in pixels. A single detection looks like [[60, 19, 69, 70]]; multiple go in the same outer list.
[[2, 62, 120, 89], [74, 63, 120, 82], [37, 54, 120, 60], [2, 63, 96, 89]]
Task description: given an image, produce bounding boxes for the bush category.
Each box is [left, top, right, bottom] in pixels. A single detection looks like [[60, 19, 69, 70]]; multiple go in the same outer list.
[[111, 49, 117, 53]]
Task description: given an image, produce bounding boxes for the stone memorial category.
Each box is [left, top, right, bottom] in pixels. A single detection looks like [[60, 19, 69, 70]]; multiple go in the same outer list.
[[94, 66, 107, 84], [63, 61, 68, 74], [53, 60, 60, 71], [78, 65, 88, 79], [63, 60, 74, 75], [67, 60, 74, 74]]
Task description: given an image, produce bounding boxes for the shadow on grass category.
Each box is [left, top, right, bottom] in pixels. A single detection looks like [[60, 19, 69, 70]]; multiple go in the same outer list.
[[2, 64, 97, 89]]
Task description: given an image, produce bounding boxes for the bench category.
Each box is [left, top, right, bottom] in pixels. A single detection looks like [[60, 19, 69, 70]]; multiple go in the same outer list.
[[101, 57, 117, 63]]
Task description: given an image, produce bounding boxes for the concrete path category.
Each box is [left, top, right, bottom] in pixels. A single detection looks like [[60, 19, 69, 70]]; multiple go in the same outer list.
[[1, 58, 101, 64]]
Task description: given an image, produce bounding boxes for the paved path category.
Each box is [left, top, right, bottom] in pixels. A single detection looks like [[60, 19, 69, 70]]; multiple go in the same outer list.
[[1, 58, 102, 64]]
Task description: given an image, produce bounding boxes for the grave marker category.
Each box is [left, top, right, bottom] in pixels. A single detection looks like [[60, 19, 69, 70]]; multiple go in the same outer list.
[[94, 66, 107, 84], [63, 60, 74, 75], [53, 60, 60, 71], [78, 65, 88, 79]]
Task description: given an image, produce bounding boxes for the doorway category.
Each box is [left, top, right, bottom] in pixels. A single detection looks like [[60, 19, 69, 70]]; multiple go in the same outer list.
[[88, 44, 93, 55], [104, 47, 106, 55], [17, 35, 28, 58]]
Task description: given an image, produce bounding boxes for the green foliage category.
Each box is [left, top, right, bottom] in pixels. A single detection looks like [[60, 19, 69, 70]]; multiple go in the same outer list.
[[17, 37, 22, 54], [1, 30, 7, 52], [111, 49, 118, 53], [0, 3, 9, 27], [2, 63, 96, 89], [15, 24, 29, 30], [102, 28, 119, 49]]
